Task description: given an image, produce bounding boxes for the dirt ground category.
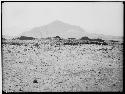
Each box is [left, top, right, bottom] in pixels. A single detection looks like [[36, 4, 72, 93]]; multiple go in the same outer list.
[[2, 41, 123, 92]]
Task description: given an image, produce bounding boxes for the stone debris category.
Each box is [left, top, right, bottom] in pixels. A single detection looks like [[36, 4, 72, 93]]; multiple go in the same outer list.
[[2, 40, 123, 92]]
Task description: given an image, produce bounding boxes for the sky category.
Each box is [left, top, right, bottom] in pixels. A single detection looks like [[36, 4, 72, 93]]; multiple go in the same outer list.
[[2, 2, 123, 37]]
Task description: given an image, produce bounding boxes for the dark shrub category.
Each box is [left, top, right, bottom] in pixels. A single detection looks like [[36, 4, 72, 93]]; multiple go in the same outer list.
[[17, 36, 35, 40], [80, 36, 90, 40]]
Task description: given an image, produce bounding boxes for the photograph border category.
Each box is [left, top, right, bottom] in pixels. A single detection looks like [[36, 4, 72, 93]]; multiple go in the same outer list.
[[0, 1, 124, 93]]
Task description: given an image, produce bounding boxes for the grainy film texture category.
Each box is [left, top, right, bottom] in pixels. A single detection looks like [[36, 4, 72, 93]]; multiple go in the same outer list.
[[2, 2, 123, 92]]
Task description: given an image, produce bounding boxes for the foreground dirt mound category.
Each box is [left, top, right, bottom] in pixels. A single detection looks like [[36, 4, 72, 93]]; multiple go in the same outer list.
[[2, 40, 123, 92]]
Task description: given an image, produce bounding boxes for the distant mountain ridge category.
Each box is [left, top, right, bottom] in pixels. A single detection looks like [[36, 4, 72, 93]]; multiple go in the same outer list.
[[3, 20, 123, 42]]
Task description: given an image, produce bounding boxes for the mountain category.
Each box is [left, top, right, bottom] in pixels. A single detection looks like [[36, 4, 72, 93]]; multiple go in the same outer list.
[[18, 20, 123, 41], [20, 20, 87, 39]]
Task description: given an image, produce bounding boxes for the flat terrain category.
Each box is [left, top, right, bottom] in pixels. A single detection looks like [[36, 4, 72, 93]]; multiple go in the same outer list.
[[2, 39, 123, 92]]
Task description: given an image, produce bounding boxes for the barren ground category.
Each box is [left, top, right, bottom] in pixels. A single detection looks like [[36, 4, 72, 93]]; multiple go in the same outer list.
[[2, 41, 123, 92]]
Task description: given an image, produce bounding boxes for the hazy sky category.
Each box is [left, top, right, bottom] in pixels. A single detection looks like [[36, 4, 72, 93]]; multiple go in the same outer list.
[[2, 2, 123, 36]]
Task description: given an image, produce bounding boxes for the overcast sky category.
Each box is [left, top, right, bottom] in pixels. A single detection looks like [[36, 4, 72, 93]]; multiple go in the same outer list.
[[2, 2, 123, 37]]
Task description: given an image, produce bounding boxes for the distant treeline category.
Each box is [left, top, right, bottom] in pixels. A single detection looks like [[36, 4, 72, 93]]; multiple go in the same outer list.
[[2, 36, 120, 46]]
